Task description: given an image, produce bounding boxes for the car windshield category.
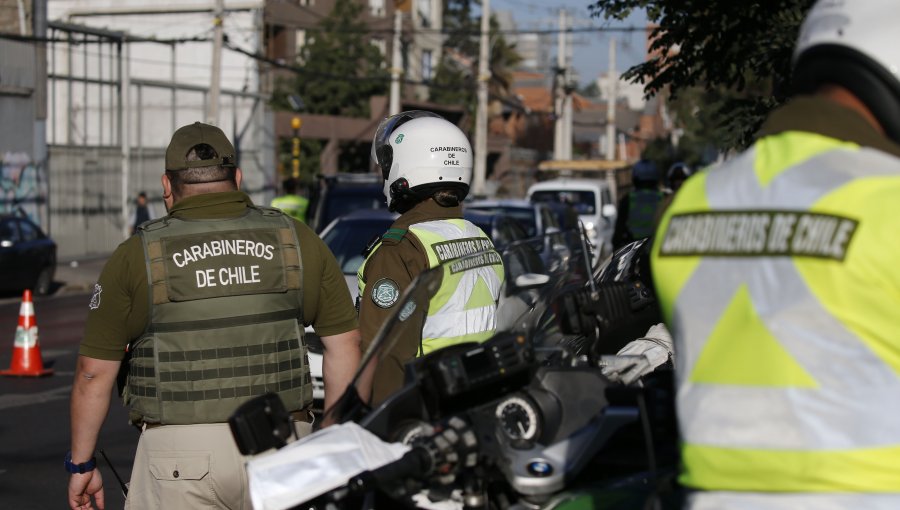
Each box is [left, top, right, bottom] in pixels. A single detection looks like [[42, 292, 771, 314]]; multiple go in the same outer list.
[[467, 205, 537, 237], [322, 217, 395, 274], [321, 193, 386, 230], [531, 190, 597, 215]]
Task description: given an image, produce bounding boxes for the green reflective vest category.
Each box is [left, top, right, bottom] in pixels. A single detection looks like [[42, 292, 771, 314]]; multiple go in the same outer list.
[[359, 219, 504, 355], [627, 188, 664, 239], [271, 194, 309, 223], [651, 131, 900, 498], [127, 206, 311, 424]]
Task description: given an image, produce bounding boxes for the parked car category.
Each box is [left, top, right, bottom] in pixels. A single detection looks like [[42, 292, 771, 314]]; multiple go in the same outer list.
[[309, 173, 387, 233], [464, 199, 576, 276], [527, 178, 618, 260], [307, 209, 399, 408], [463, 209, 574, 332], [0, 213, 57, 296]]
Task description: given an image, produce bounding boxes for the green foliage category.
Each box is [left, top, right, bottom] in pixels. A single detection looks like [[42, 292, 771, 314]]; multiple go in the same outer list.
[[430, 0, 523, 117], [589, 0, 815, 150], [272, 0, 389, 117]]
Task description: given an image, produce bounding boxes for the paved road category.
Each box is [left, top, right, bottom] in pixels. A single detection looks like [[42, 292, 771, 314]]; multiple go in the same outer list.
[[0, 291, 136, 510]]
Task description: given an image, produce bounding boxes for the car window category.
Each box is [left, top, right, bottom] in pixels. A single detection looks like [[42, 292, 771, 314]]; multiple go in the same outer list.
[[0, 219, 20, 243], [503, 243, 545, 281], [322, 218, 393, 274], [531, 190, 597, 215], [321, 191, 385, 231], [17, 219, 39, 242]]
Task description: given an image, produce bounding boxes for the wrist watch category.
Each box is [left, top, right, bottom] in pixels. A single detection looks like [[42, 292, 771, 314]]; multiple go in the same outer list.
[[65, 451, 97, 474]]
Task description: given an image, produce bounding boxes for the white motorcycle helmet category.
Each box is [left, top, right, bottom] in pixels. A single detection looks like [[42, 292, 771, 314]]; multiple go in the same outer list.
[[371, 110, 473, 212], [792, 0, 900, 143]]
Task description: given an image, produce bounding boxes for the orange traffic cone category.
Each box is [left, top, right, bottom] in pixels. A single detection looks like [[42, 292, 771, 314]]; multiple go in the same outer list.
[[1, 290, 53, 377]]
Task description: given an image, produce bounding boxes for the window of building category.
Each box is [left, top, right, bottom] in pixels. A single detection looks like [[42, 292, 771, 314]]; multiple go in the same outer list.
[[295, 29, 307, 57], [418, 0, 432, 28], [369, 0, 385, 16], [297, 0, 315, 6], [371, 38, 386, 60], [421, 49, 433, 82]]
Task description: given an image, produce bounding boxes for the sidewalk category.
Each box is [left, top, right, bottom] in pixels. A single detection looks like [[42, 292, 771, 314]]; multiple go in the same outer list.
[[54, 254, 110, 295]]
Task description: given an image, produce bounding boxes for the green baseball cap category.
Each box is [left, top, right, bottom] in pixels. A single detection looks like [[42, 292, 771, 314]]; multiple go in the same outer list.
[[165, 122, 236, 171]]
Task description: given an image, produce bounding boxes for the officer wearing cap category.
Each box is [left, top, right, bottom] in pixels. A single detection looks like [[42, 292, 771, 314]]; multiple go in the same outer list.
[[67, 122, 361, 510], [356, 111, 504, 404]]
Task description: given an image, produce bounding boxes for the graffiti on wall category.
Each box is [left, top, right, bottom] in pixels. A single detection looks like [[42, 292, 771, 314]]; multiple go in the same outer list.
[[1, 151, 47, 226]]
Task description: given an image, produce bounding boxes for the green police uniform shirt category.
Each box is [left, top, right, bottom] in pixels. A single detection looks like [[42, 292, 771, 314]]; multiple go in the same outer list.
[[80, 191, 357, 360], [358, 200, 458, 402]]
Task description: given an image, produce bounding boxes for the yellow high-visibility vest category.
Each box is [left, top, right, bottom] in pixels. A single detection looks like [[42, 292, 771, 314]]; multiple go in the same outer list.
[[652, 130, 900, 497]]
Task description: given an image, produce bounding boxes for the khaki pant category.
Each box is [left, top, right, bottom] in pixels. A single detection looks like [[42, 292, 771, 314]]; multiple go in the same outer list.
[[125, 419, 312, 510]]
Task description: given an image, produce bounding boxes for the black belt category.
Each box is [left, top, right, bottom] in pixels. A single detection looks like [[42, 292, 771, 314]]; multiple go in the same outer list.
[[141, 411, 312, 430]]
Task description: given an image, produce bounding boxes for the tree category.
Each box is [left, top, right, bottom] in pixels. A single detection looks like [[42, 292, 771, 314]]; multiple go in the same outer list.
[[589, 0, 815, 150], [430, 0, 523, 119], [272, 0, 389, 117]]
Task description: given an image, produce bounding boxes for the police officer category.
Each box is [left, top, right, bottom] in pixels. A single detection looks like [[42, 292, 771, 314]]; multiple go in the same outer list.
[[613, 158, 664, 250], [652, 1, 900, 508], [67, 122, 361, 510], [357, 111, 504, 404], [270, 177, 309, 223]]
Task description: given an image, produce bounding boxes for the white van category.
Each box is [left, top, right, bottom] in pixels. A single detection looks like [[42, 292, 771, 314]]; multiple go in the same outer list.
[[527, 178, 617, 260]]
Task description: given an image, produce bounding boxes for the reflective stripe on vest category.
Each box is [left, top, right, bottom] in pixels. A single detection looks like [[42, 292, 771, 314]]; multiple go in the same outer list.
[[652, 131, 900, 494], [407, 219, 504, 354], [627, 188, 663, 238], [128, 207, 311, 424]]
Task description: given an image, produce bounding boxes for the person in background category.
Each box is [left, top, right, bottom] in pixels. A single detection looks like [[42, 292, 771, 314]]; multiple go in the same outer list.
[[654, 162, 694, 226], [613, 158, 664, 251], [129, 191, 157, 235], [270, 178, 310, 223], [653, 0, 900, 507], [67, 122, 360, 510]]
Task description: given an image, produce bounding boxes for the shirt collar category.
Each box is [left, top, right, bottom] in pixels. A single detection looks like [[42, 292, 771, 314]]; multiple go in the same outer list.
[[168, 191, 255, 219], [394, 199, 463, 229], [759, 96, 900, 158]]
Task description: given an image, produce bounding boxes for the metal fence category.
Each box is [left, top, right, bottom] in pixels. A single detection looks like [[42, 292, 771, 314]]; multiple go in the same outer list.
[[46, 21, 275, 259]]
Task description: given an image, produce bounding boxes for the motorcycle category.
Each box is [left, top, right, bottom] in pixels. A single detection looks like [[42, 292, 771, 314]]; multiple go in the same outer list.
[[230, 239, 680, 510]]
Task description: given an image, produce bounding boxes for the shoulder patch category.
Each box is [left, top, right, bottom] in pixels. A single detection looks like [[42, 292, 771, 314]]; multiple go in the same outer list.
[[380, 228, 407, 245], [371, 278, 401, 309], [89, 283, 102, 310]]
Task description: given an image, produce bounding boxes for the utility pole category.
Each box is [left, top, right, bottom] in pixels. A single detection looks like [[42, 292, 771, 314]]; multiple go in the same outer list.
[[472, 0, 490, 197], [390, 1, 410, 116], [553, 8, 569, 160], [207, 0, 224, 125], [605, 37, 617, 161]]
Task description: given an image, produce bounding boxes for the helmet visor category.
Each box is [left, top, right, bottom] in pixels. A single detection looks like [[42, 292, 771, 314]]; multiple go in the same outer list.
[[372, 110, 443, 179]]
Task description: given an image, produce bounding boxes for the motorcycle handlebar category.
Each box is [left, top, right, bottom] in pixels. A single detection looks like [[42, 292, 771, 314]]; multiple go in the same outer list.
[[348, 447, 432, 493]]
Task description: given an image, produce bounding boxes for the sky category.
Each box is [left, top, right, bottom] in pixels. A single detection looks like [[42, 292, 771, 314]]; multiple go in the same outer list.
[[489, 0, 649, 87]]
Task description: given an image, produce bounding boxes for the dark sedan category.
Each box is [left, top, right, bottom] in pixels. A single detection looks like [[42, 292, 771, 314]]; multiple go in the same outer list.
[[0, 213, 57, 295]]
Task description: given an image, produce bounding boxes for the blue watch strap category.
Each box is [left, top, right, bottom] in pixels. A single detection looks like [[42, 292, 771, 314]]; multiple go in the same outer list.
[[65, 451, 97, 474]]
